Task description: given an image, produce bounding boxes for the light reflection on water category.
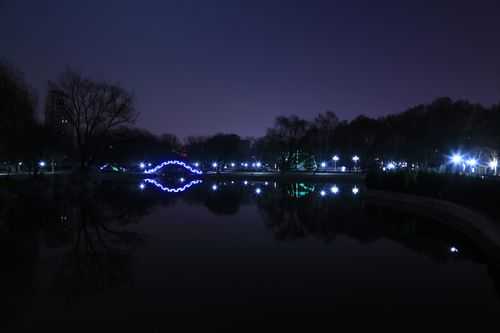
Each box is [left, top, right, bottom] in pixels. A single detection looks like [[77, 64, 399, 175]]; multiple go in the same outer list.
[[2, 178, 500, 327]]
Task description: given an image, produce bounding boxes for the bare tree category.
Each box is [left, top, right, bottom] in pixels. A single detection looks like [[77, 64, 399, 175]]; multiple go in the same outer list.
[[50, 70, 138, 169]]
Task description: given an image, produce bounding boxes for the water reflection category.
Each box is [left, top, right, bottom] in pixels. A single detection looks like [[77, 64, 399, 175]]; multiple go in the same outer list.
[[1, 178, 500, 326], [141, 178, 202, 192]]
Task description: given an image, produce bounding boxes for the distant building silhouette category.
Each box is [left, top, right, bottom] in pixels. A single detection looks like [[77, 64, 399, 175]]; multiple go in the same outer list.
[[44, 88, 76, 152], [44, 89, 71, 136]]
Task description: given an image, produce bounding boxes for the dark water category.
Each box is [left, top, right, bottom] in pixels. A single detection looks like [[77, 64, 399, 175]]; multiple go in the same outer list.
[[2, 176, 500, 328]]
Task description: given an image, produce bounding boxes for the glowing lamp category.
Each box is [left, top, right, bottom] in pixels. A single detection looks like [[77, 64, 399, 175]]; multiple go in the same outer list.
[[489, 159, 498, 170], [330, 185, 339, 194], [450, 154, 463, 165], [466, 158, 477, 167]]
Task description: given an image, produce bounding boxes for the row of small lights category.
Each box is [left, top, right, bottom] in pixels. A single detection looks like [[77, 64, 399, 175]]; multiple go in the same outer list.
[[134, 157, 362, 171], [450, 153, 498, 172], [211, 183, 360, 196]]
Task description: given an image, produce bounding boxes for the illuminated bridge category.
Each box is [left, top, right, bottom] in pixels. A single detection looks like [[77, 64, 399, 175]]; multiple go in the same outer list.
[[143, 160, 203, 175]]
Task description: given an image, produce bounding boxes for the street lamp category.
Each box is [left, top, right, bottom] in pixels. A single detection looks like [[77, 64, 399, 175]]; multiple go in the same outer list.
[[39, 161, 46, 168], [466, 158, 477, 167], [489, 158, 498, 176], [332, 155, 339, 171], [450, 153, 463, 165], [352, 155, 360, 171], [320, 161, 327, 168], [212, 162, 218, 169], [466, 158, 477, 173]]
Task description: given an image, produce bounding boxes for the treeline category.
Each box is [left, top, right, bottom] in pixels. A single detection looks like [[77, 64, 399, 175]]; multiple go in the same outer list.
[[254, 99, 500, 168], [2, 61, 500, 171]]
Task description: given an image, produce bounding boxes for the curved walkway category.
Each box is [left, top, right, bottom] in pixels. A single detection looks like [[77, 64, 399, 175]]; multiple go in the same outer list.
[[365, 189, 500, 261]]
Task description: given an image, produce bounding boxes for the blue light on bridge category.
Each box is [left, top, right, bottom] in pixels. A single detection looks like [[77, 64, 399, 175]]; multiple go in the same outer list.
[[144, 160, 203, 175], [142, 178, 202, 193]]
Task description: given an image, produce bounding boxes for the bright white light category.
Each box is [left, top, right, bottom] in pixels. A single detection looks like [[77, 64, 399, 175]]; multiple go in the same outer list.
[[139, 183, 145, 190], [352, 186, 359, 195], [244, 163, 248, 168], [224, 165, 227, 169], [179, 177, 185, 183], [341, 166, 346, 172], [244, 180, 248, 185], [212, 162, 218, 168], [489, 159, 498, 170], [332, 155, 339, 162], [320, 190, 326, 197], [139, 162, 145, 169], [231, 181, 234, 184], [330, 185, 339, 194], [256, 162, 262, 168], [352, 155, 360, 162], [194, 162, 200, 167], [18, 162, 23, 166], [231, 162, 235, 167], [321, 162, 327, 168], [466, 158, 477, 167], [255, 188, 262, 195], [148, 163, 152, 167], [264, 181, 269, 186], [212, 184, 218, 191], [450, 246, 459, 253], [450, 154, 463, 165], [387, 162, 396, 170], [39, 161, 46, 167]]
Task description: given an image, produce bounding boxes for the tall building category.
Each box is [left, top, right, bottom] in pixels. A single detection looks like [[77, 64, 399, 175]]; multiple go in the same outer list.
[[44, 89, 71, 136]]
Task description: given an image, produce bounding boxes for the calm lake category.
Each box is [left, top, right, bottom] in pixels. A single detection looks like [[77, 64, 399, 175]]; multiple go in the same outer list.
[[3, 177, 500, 328]]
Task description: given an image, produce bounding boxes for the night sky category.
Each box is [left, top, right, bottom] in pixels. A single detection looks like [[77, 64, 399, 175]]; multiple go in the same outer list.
[[1, 0, 499, 138]]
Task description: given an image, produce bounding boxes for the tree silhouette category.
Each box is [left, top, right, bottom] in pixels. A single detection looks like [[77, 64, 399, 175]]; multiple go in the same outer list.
[[49, 69, 138, 170]]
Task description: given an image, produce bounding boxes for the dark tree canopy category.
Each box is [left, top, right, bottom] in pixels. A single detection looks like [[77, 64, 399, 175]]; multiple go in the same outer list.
[[0, 62, 38, 163], [49, 69, 138, 168]]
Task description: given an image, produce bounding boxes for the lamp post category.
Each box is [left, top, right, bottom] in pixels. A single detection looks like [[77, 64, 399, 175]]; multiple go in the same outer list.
[[352, 155, 359, 172], [332, 155, 339, 171], [489, 158, 498, 176], [450, 153, 464, 173]]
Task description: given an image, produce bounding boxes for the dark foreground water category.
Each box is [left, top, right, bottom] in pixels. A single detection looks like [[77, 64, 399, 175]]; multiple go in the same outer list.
[[2, 176, 500, 328]]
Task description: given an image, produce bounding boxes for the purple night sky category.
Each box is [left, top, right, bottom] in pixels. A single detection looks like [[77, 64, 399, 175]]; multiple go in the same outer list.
[[1, 0, 499, 138]]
